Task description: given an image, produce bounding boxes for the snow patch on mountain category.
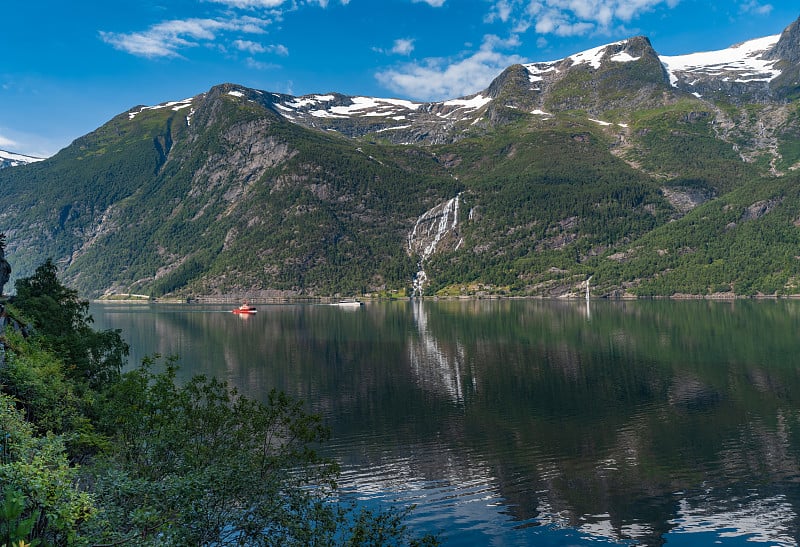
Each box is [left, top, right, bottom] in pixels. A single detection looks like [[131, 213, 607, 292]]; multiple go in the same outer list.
[[443, 95, 492, 110], [610, 51, 641, 63], [0, 149, 45, 168], [278, 95, 422, 119], [525, 63, 558, 81], [570, 41, 628, 69], [129, 98, 194, 120], [523, 39, 640, 83], [287, 95, 336, 108], [661, 35, 782, 87]]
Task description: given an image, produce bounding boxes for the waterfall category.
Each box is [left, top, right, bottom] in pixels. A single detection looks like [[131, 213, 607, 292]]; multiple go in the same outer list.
[[407, 194, 461, 296]]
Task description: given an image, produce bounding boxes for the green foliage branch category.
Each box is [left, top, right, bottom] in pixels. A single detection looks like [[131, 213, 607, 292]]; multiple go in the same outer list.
[[13, 259, 128, 390]]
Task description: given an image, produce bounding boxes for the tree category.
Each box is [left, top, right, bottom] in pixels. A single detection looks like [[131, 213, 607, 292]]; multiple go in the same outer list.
[[13, 259, 128, 389], [0, 394, 96, 546], [87, 358, 438, 546], [0, 232, 10, 297]]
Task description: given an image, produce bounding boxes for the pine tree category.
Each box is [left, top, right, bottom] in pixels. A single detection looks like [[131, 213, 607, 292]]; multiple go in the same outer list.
[[0, 232, 10, 296]]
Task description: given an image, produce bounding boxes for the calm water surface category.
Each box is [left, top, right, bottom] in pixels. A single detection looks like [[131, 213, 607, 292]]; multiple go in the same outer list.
[[91, 299, 800, 546]]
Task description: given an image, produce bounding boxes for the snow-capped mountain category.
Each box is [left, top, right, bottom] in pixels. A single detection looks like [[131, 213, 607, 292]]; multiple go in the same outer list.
[[256, 17, 799, 138], [0, 150, 44, 169], [122, 16, 800, 149], [265, 90, 497, 144], [524, 33, 787, 96]]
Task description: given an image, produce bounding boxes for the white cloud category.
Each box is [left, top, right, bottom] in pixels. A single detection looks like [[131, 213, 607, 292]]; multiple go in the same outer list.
[[373, 38, 416, 56], [486, 0, 514, 23], [487, 0, 681, 37], [101, 17, 272, 58], [267, 43, 289, 56], [206, 0, 287, 7], [534, 8, 596, 36], [376, 34, 525, 101], [0, 133, 18, 149], [739, 0, 773, 15], [412, 0, 446, 6], [392, 38, 415, 55], [233, 39, 287, 56], [304, 0, 352, 6], [101, 0, 350, 60], [233, 39, 267, 53], [245, 58, 281, 70]]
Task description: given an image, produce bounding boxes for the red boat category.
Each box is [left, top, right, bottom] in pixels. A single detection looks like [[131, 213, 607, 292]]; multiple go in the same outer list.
[[232, 302, 257, 314]]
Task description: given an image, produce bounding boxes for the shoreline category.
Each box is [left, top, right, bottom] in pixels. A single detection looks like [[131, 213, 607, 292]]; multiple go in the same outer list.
[[92, 292, 800, 304]]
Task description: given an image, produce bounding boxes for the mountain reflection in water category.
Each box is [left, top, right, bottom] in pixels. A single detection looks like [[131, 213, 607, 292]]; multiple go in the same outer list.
[[92, 299, 800, 546]]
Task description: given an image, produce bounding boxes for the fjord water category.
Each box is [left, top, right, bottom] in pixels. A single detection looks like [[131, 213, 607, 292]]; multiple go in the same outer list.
[[91, 299, 800, 546]]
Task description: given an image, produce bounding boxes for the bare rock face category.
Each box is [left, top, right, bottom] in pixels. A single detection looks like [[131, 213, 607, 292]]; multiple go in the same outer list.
[[767, 17, 800, 101], [765, 16, 800, 64], [741, 198, 781, 222], [661, 187, 715, 215]]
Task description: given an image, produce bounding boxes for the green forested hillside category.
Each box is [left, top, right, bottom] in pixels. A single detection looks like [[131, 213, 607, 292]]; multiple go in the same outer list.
[[421, 118, 671, 294], [2, 40, 800, 300], [592, 173, 800, 296], [0, 109, 171, 279], [0, 87, 460, 298]]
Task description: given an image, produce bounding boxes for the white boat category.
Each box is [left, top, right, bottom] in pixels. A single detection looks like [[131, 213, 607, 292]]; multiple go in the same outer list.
[[331, 300, 363, 308]]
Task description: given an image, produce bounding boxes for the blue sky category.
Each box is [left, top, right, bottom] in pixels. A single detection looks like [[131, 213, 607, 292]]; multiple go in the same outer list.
[[1, 0, 797, 157]]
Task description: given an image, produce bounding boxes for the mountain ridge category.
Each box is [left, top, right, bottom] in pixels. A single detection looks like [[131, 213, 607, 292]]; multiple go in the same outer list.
[[126, 21, 796, 151], [2, 16, 800, 299]]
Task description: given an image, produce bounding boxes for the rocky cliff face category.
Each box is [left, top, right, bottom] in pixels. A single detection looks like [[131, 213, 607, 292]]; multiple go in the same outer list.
[[767, 17, 800, 100], [766, 16, 800, 63]]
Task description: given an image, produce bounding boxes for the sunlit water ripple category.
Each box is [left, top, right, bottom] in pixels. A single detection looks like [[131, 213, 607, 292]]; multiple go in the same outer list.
[[92, 300, 800, 545]]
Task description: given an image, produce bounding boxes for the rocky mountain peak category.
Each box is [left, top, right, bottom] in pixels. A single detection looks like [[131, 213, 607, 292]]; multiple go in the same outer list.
[[569, 35, 662, 71], [615, 35, 658, 58], [520, 36, 671, 116], [485, 64, 533, 100], [481, 64, 541, 121], [765, 15, 800, 63]]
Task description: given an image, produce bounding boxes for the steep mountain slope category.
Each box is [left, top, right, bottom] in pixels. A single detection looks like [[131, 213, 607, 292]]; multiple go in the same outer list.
[[0, 85, 460, 297], [2, 16, 800, 299]]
